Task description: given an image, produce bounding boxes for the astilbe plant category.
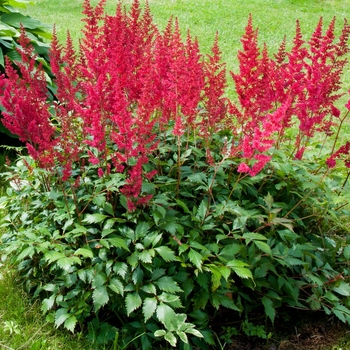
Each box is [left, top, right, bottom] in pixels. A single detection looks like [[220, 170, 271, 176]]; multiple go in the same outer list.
[[1, 0, 350, 348]]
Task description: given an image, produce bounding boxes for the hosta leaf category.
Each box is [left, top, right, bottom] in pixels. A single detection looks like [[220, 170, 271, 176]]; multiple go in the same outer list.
[[155, 246, 177, 262], [188, 248, 203, 271], [154, 276, 183, 293], [64, 315, 77, 333], [126, 292, 142, 316], [74, 248, 93, 258], [93, 286, 109, 311], [83, 213, 108, 224], [142, 297, 158, 322], [262, 296, 275, 323]]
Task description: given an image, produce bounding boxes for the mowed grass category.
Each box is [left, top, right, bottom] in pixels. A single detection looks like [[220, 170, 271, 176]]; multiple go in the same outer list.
[[24, 0, 350, 74]]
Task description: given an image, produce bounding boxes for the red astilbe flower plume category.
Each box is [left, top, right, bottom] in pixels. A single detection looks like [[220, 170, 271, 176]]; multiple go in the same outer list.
[[200, 32, 228, 139]]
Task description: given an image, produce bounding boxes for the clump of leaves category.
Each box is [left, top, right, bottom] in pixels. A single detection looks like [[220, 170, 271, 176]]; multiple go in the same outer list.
[[0, 1, 350, 349], [0, 0, 53, 140]]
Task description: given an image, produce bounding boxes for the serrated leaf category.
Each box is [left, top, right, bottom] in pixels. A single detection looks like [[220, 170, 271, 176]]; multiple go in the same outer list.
[[135, 221, 150, 239], [219, 244, 242, 258], [188, 248, 203, 271], [333, 281, 350, 297], [138, 250, 153, 263], [343, 246, 350, 260], [230, 266, 253, 280], [143, 297, 158, 321], [44, 251, 66, 263], [154, 276, 183, 293], [155, 246, 177, 262], [83, 213, 108, 224], [93, 286, 109, 311], [126, 292, 142, 316], [196, 200, 208, 222], [113, 262, 128, 279], [108, 237, 129, 251], [74, 248, 93, 258], [64, 315, 77, 333], [254, 240, 272, 256], [262, 296, 275, 323], [54, 308, 70, 328], [108, 278, 124, 296], [156, 303, 176, 328], [41, 295, 55, 313], [242, 232, 267, 241]]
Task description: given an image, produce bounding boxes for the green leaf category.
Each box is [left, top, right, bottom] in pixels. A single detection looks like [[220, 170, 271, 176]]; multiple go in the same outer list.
[[154, 276, 183, 293], [156, 303, 176, 328], [54, 308, 70, 328], [125, 292, 142, 316], [108, 278, 124, 296], [262, 296, 275, 323], [164, 331, 177, 347], [44, 251, 66, 263], [143, 297, 158, 322], [155, 246, 177, 262], [242, 232, 267, 241], [188, 248, 203, 271], [64, 315, 77, 333], [108, 237, 129, 251], [135, 221, 150, 239], [227, 260, 253, 280], [1, 13, 49, 30], [93, 286, 109, 311], [196, 200, 208, 222], [219, 244, 242, 258], [83, 213, 108, 224], [254, 241, 272, 256], [41, 295, 55, 313], [333, 281, 350, 297], [74, 248, 93, 258]]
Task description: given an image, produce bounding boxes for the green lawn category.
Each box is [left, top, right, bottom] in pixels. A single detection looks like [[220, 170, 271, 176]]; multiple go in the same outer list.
[[24, 0, 350, 74]]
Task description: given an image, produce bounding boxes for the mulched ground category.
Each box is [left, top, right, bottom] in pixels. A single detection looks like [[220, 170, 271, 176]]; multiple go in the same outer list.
[[224, 311, 350, 350]]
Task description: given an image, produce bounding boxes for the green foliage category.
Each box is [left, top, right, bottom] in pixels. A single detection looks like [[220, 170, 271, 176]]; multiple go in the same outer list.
[[1, 130, 350, 348], [0, 0, 53, 139]]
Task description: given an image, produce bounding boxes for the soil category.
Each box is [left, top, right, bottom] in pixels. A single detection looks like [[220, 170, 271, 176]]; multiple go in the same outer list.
[[225, 311, 350, 350]]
